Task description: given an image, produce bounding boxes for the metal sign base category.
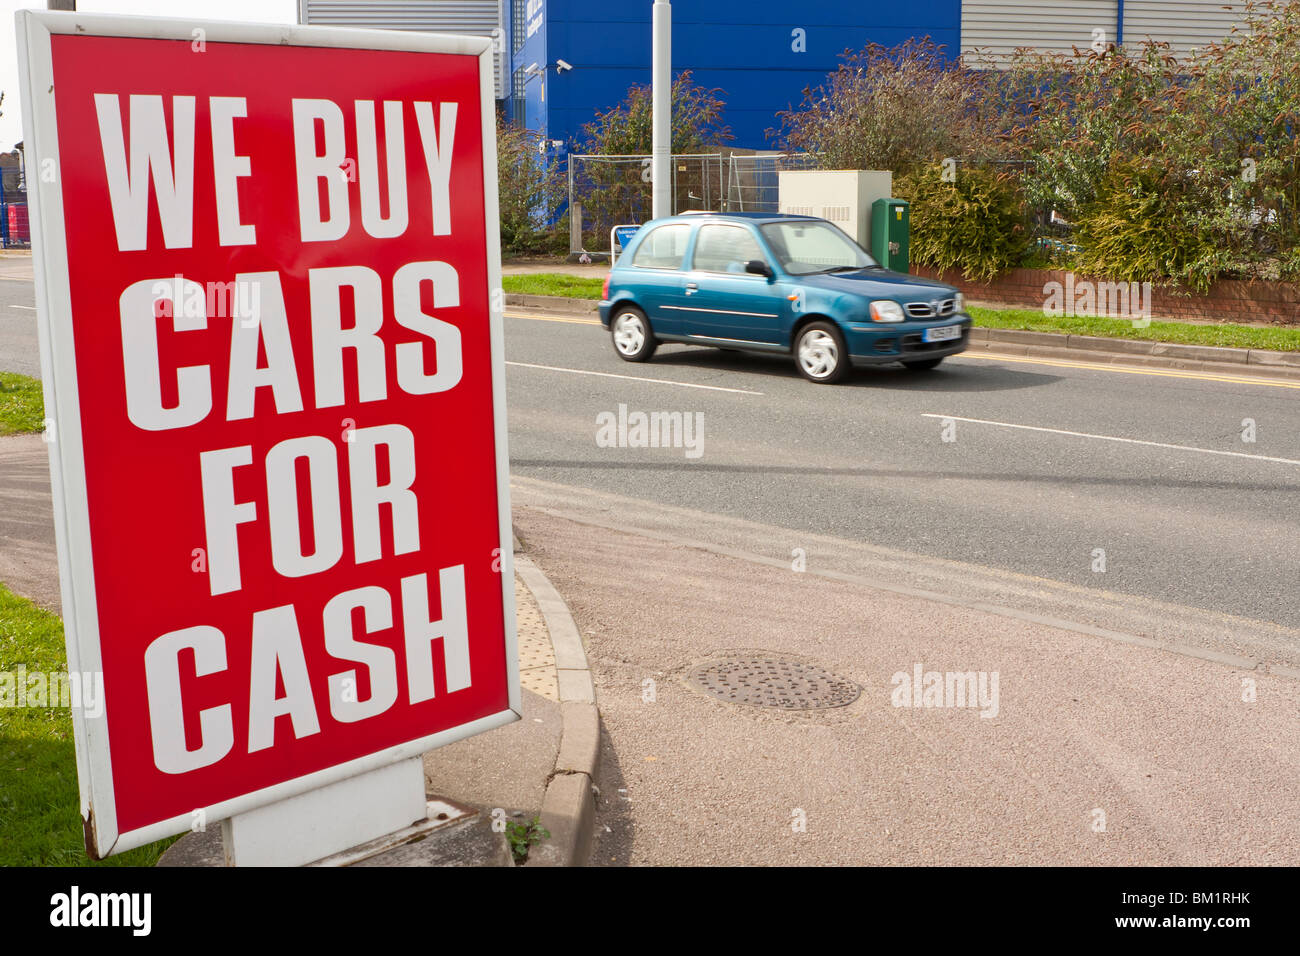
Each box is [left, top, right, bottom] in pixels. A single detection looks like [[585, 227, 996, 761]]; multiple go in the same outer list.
[[222, 757, 462, 867]]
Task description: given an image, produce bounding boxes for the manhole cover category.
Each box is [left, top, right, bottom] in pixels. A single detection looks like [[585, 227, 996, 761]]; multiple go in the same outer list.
[[688, 656, 861, 710]]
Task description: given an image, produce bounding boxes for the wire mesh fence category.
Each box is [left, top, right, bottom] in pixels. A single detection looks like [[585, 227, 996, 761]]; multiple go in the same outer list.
[[723, 153, 820, 213], [0, 200, 29, 249], [567, 153, 724, 254], [562, 151, 1077, 261], [0, 152, 29, 249]]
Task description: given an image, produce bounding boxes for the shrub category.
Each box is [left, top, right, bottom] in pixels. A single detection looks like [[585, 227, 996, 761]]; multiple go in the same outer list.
[[988, 0, 1300, 286], [775, 37, 991, 175], [896, 163, 1030, 281], [1071, 161, 1231, 294], [580, 70, 732, 154], [573, 71, 731, 237], [496, 114, 566, 256]]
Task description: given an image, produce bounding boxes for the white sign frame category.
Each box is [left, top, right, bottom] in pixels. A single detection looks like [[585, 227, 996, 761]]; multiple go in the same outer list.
[[16, 9, 519, 859]]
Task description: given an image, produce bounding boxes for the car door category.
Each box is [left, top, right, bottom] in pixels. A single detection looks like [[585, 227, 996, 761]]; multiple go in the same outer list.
[[680, 223, 784, 344], [625, 222, 694, 336]]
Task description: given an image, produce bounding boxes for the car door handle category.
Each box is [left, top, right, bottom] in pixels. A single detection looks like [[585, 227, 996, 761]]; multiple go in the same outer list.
[[685, 283, 699, 295]]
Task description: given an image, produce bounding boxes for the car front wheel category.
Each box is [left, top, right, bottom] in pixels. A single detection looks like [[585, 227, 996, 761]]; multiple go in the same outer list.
[[794, 321, 850, 383]]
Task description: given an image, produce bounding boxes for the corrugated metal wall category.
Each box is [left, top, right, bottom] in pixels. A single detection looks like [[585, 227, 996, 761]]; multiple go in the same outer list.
[[962, 0, 1257, 60], [1123, 0, 1250, 54], [961, 0, 1117, 59], [299, 0, 505, 97]]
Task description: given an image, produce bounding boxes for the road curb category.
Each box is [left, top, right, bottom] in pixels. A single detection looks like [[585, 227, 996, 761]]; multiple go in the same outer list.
[[505, 293, 1300, 380], [513, 543, 599, 867], [506, 293, 599, 316]]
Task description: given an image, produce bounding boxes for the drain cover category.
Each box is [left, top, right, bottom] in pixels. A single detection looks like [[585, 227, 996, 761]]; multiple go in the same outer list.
[[688, 656, 861, 710]]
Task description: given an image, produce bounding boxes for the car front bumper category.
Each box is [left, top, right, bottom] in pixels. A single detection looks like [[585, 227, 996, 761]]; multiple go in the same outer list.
[[845, 317, 972, 365]]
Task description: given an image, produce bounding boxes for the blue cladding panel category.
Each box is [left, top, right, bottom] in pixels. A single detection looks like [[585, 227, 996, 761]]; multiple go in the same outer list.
[[540, 0, 962, 148]]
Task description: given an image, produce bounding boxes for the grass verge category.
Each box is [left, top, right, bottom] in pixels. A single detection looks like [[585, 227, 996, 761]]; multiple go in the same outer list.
[[0, 372, 45, 436], [501, 273, 1300, 352], [0, 582, 176, 865], [503, 274, 605, 300], [968, 306, 1300, 352]]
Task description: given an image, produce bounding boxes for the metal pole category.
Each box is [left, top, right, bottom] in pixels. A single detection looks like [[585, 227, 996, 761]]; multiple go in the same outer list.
[[651, 0, 671, 220]]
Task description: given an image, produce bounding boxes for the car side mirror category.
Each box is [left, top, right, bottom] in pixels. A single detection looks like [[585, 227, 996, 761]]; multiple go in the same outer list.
[[744, 259, 772, 278]]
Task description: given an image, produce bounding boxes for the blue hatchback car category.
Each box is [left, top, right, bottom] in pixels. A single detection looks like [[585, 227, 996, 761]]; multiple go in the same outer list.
[[598, 213, 971, 383]]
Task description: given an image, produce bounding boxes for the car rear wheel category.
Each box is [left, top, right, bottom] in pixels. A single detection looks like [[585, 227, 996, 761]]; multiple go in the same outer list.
[[902, 357, 945, 371], [611, 307, 657, 362], [794, 321, 850, 383]]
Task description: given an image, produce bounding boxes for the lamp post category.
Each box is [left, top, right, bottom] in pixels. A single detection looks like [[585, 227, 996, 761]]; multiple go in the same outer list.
[[651, 0, 671, 219]]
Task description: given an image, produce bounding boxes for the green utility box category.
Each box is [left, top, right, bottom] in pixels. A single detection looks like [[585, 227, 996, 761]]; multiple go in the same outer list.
[[870, 197, 909, 273]]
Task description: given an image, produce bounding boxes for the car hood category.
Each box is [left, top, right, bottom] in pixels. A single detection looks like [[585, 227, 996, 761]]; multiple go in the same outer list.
[[793, 268, 957, 303]]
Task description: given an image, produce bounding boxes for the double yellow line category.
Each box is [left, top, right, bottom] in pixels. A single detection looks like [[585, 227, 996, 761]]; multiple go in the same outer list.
[[967, 350, 1300, 390]]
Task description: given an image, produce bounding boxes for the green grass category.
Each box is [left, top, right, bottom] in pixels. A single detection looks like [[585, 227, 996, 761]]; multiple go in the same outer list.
[[501, 272, 1300, 352], [503, 273, 606, 299], [968, 306, 1300, 352], [0, 582, 176, 865], [0, 372, 45, 436]]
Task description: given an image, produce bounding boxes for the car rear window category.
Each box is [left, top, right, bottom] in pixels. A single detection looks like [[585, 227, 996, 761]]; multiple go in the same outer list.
[[631, 223, 692, 270]]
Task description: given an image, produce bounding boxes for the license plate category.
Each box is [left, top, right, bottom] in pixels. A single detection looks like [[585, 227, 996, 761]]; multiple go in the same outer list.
[[923, 325, 961, 343]]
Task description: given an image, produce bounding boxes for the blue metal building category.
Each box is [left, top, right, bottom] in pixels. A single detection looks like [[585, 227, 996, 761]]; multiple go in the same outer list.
[[301, 1, 1258, 151], [510, 0, 962, 150]]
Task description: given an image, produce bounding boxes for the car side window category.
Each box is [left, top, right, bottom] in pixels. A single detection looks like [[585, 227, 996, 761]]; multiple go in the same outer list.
[[631, 223, 693, 270], [692, 224, 765, 274]]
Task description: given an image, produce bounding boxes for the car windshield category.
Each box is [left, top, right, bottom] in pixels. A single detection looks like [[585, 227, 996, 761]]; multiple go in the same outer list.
[[759, 220, 877, 276]]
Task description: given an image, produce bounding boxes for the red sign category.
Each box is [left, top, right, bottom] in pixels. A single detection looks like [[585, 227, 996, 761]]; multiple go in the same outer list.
[[18, 13, 516, 857]]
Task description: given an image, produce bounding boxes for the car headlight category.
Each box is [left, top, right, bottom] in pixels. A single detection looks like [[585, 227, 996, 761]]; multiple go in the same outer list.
[[954, 293, 966, 313], [869, 300, 905, 323]]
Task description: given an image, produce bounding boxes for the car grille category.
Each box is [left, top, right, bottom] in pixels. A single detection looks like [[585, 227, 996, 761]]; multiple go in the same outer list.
[[905, 298, 957, 319]]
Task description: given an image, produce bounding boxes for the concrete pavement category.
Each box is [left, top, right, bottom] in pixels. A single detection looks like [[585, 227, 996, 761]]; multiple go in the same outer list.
[[511, 498, 1300, 866], [0, 434, 59, 611]]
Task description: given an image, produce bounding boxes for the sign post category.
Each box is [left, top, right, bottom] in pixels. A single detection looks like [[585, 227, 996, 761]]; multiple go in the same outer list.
[[17, 10, 518, 863]]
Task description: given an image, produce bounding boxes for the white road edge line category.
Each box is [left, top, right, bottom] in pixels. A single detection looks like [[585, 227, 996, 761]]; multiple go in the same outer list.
[[9, 304, 35, 310], [506, 360, 762, 395], [923, 413, 1300, 466]]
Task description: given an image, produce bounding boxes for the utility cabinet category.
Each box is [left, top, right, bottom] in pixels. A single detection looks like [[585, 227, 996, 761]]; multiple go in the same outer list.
[[777, 169, 893, 250], [870, 197, 910, 272]]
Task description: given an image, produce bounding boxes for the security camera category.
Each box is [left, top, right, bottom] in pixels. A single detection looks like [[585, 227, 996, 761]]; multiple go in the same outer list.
[[555, 59, 573, 73]]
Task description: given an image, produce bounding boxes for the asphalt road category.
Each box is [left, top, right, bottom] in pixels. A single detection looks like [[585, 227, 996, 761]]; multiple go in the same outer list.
[[0, 257, 39, 379], [504, 310, 1300, 636], [2, 269, 1297, 635]]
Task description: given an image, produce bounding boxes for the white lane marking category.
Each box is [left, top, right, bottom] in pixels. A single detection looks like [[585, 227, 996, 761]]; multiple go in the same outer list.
[[506, 361, 762, 395], [9, 304, 35, 310], [923, 413, 1300, 466]]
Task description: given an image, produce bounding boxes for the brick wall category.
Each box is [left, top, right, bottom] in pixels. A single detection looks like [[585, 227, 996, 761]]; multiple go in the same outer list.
[[911, 266, 1300, 326]]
